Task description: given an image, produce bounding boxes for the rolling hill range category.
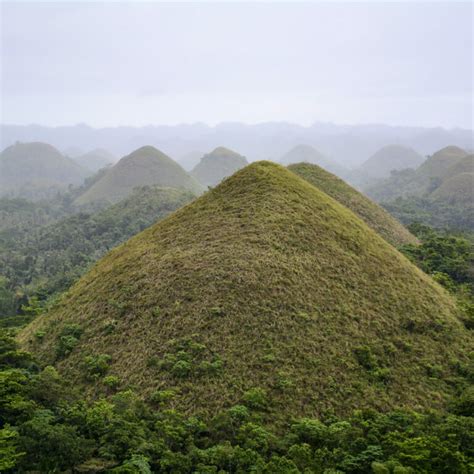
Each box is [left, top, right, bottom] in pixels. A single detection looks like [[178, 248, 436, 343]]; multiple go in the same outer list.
[[191, 147, 248, 187], [361, 147, 473, 232], [19, 162, 470, 420], [288, 162, 418, 246], [72, 148, 115, 172], [358, 145, 425, 179], [74, 146, 204, 205], [279, 144, 346, 176], [366, 146, 471, 202], [0, 142, 91, 199]]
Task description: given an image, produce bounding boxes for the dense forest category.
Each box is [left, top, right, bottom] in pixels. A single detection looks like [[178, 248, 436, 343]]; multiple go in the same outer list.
[[0, 186, 195, 324]]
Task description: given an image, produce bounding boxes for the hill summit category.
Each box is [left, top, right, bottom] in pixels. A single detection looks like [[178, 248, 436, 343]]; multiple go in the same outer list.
[[0, 141, 90, 199], [75, 146, 204, 205], [20, 162, 470, 419], [288, 162, 418, 246], [191, 147, 248, 187], [359, 145, 424, 179]]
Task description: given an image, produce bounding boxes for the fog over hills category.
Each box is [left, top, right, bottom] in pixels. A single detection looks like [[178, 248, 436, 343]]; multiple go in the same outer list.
[[2, 122, 472, 168]]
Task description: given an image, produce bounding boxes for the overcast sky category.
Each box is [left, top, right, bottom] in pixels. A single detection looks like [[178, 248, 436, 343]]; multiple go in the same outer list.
[[1, 1, 472, 128]]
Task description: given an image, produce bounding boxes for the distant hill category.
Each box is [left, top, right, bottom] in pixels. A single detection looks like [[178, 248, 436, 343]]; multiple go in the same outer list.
[[191, 147, 248, 187], [369, 147, 473, 232], [416, 145, 469, 181], [75, 146, 204, 205], [2, 122, 472, 168], [358, 145, 425, 179], [20, 162, 469, 420], [279, 144, 346, 176], [430, 172, 474, 206], [366, 146, 469, 202], [0, 142, 90, 199], [288, 162, 417, 246], [443, 154, 474, 179], [73, 148, 115, 172]]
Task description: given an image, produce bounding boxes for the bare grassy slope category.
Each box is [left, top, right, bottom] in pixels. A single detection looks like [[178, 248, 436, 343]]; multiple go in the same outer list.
[[19, 162, 471, 420], [288, 162, 418, 246]]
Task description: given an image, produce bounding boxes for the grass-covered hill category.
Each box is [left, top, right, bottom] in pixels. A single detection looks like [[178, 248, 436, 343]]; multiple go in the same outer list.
[[442, 153, 473, 180], [0, 142, 91, 199], [366, 147, 473, 231], [19, 162, 471, 421], [358, 145, 424, 179], [288, 162, 418, 246], [0, 186, 196, 319], [191, 147, 248, 187], [367, 146, 469, 202], [431, 172, 474, 205], [279, 144, 345, 176], [72, 148, 115, 172], [75, 146, 204, 205], [416, 145, 469, 180]]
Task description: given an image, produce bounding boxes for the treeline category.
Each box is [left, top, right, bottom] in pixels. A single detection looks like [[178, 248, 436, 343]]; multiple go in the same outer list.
[[1, 330, 473, 473], [0, 186, 195, 323], [383, 197, 474, 233]]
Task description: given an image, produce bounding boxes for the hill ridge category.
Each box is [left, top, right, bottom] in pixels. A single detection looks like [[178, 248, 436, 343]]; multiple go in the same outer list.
[[288, 162, 418, 246]]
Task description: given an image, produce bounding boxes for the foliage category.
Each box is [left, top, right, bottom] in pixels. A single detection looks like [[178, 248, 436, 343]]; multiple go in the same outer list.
[[0, 185, 195, 321], [1, 330, 473, 473]]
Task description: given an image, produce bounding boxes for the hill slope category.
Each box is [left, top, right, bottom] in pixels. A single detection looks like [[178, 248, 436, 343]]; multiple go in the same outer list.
[[430, 172, 474, 205], [288, 162, 417, 246], [19, 162, 470, 420], [359, 145, 425, 179], [417, 145, 469, 180], [75, 146, 204, 205], [0, 142, 90, 199], [279, 144, 345, 176], [191, 147, 248, 187]]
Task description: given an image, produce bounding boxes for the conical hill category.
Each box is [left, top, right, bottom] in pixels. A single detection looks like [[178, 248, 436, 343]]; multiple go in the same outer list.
[[75, 146, 204, 205], [19, 162, 470, 420], [288, 162, 418, 246], [191, 147, 248, 187]]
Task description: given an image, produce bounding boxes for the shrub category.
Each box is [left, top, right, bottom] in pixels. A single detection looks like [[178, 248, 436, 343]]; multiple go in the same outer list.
[[55, 325, 83, 359], [34, 331, 46, 341], [103, 375, 120, 390], [242, 388, 268, 410], [171, 360, 191, 378], [373, 368, 392, 384], [150, 389, 176, 405], [84, 354, 111, 378], [354, 345, 378, 370]]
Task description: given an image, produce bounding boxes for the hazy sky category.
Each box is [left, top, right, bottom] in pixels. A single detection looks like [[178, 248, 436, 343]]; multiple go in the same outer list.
[[1, 1, 473, 128]]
